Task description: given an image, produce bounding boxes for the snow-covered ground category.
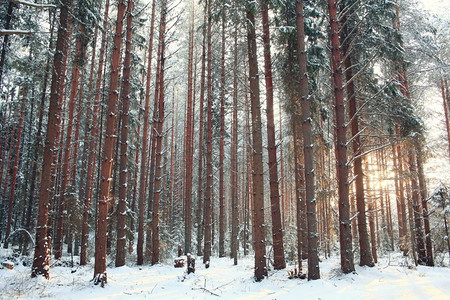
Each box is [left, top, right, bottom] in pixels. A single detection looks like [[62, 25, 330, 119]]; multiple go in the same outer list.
[[1, 251, 449, 299]]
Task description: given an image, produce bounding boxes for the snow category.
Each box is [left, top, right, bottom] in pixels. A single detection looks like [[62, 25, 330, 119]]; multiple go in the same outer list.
[[1, 252, 449, 299]]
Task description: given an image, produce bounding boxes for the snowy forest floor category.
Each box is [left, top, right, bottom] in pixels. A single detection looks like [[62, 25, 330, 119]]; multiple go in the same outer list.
[[1, 249, 449, 299]]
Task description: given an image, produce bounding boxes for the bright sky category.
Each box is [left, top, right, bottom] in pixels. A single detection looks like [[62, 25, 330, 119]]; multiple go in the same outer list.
[[419, 0, 450, 19]]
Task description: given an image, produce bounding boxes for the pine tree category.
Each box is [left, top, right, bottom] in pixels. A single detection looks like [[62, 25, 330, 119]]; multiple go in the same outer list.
[[94, 0, 127, 280], [116, 0, 134, 267], [327, 0, 355, 274], [32, 0, 74, 279], [246, 0, 267, 281]]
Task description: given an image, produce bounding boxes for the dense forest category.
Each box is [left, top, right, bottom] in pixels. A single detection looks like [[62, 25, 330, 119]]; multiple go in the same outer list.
[[0, 0, 449, 284]]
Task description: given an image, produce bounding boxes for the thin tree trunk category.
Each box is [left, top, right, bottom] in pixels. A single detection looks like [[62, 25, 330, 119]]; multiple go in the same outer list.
[[218, 11, 226, 259], [415, 141, 434, 266], [364, 159, 377, 263], [71, 63, 86, 188], [184, 4, 195, 256], [230, 24, 239, 265], [327, 0, 355, 274], [151, 0, 167, 265], [441, 79, 450, 162], [261, 0, 285, 271], [246, 0, 268, 281], [0, 104, 18, 243], [3, 87, 26, 249], [196, 18, 206, 256], [0, 2, 14, 89], [203, 0, 213, 266], [137, 0, 156, 265]]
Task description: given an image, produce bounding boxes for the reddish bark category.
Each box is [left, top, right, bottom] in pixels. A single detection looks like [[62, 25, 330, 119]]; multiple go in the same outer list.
[[151, 0, 167, 265], [230, 25, 239, 265], [246, 0, 267, 280], [137, 0, 156, 265], [32, 0, 73, 278], [327, 0, 355, 273], [261, 0, 285, 270], [203, 0, 213, 266], [26, 11, 55, 231], [196, 13, 207, 257], [80, 0, 110, 266], [0, 107, 12, 209], [184, 7, 195, 255], [441, 79, 450, 163], [3, 88, 26, 249], [54, 24, 87, 259], [342, 36, 374, 267], [218, 12, 226, 259], [94, 0, 126, 278], [0, 107, 18, 239]]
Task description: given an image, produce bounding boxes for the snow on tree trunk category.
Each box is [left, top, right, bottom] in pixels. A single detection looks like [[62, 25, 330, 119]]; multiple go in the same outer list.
[[94, 0, 127, 279], [32, 0, 73, 278], [246, 0, 267, 281], [261, 0, 285, 271], [327, 0, 355, 274]]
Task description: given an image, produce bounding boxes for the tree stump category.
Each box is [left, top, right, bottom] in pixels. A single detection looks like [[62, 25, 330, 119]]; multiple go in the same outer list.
[[174, 257, 185, 268], [2, 261, 14, 270], [94, 272, 107, 287], [187, 254, 195, 274]]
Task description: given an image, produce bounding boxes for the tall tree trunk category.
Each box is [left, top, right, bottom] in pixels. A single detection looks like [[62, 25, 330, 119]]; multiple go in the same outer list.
[[80, 0, 110, 266], [345, 57, 374, 267], [407, 147, 426, 265], [261, 0, 285, 271], [230, 24, 239, 265], [415, 140, 434, 266], [32, 0, 73, 278], [218, 11, 226, 259], [137, 0, 156, 265], [70, 63, 86, 188], [3, 87, 26, 249], [203, 0, 213, 266], [441, 79, 450, 162], [246, 0, 268, 281], [196, 18, 206, 256], [94, 0, 126, 279], [115, 0, 134, 267], [364, 158, 377, 263], [0, 2, 14, 89], [296, 0, 320, 279], [184, 5, 195, 256], [151, 0, 167, 265], [0, 102, 18, 243], [25, 10, 56, 232], [293, 115, 303, 272], [54, 22, 87, 260], [327, 0, 355, 274]]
